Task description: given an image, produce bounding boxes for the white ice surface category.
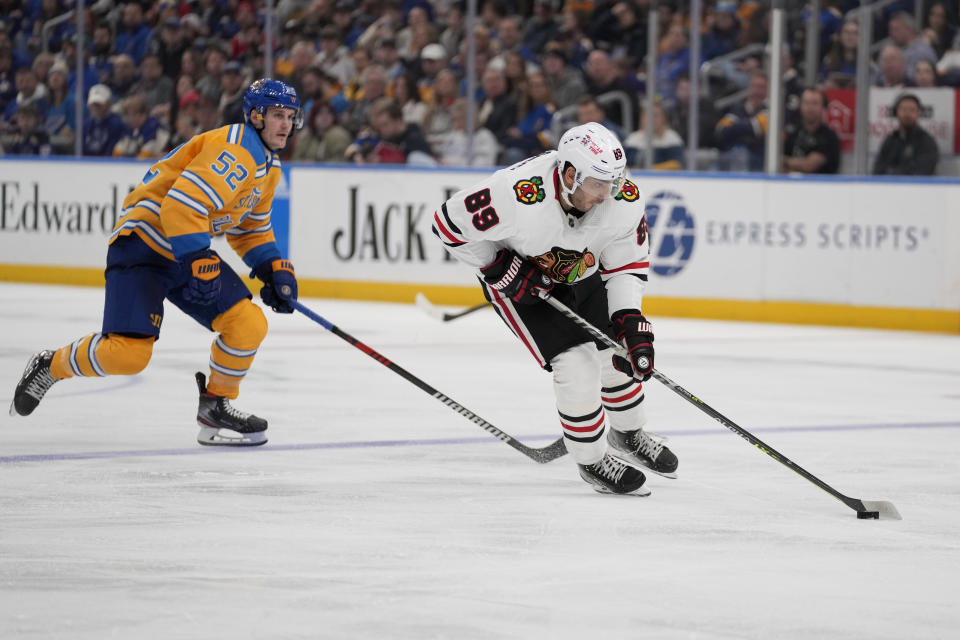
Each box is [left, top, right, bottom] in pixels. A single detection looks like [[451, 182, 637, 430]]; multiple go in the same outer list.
[[1, 283, 959, 639]]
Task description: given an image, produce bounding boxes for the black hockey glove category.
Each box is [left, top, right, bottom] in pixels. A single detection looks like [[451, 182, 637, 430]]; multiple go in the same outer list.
[[481, 249, 553, 305], [182, 249, 222, 306], [611, 309, 655, 381], [252, 258, 298, 313]]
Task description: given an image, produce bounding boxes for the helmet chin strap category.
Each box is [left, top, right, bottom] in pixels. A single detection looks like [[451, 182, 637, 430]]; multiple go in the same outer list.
[[251, 112, 281, 152], [558, 166, 578, 209]]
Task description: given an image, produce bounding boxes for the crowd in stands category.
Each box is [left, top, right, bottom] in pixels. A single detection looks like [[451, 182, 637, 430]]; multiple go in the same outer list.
[[0, 0, 957, 175]]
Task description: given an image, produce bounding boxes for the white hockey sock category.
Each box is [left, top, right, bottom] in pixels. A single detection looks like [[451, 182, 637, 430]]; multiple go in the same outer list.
[[552, 343, 607, 464]]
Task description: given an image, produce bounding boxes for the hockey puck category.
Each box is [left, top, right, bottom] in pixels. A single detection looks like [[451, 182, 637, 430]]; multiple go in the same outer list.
[[857, 511, 880, 519]]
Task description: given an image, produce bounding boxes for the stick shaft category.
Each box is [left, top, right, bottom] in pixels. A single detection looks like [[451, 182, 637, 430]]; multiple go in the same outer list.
[[537, 292, 867, 512], [293, 301, 566, 463]]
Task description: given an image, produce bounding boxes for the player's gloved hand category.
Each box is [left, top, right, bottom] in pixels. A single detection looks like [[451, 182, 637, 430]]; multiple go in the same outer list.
[[182, 249, 222, 305], [480, 249, 553, 305], [611, 309, 655, 381], [252, 258, 298, 313]]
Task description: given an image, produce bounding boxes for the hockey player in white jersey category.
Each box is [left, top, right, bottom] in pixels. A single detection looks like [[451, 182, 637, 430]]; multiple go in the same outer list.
[[433, 122, 677, 495]]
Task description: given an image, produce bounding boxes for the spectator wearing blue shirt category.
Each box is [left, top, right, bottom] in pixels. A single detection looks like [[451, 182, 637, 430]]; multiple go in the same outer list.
[[657, 24, 691, 106], [82, 83, 127, 156], [703, 2, 741, 61], [44, 60, 77, 152], [115, 2, 153, 64]]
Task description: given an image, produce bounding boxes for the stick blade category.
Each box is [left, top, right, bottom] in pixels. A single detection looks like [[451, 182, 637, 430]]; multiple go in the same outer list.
[[527, 438, 568, 464], [858, 500, 902, 521], [414, 292, 446, 321]]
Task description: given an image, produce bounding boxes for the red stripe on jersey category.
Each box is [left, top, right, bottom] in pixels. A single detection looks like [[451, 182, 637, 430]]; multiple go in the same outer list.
[[601, 261, 650, 275], [560, 412, 606, 433], [602, 383, 643, 404], [433, 212, 462, 244], [487, 287, 545, 368]]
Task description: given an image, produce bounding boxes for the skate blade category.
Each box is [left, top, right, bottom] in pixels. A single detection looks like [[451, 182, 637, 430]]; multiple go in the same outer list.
[[197, 425, 268, 447], [8, 398, 17, 417], [589, 483, 652, 497], [609, 450, 678, 480]]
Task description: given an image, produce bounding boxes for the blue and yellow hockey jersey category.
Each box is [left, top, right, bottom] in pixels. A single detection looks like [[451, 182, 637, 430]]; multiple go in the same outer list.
[[111, 122, 283, 269]]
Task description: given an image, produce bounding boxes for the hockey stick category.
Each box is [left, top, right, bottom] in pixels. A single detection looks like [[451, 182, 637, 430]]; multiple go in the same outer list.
[[292, 300, 567, 464], [415, 293, 491, 322], [537, 292, 902, 520]]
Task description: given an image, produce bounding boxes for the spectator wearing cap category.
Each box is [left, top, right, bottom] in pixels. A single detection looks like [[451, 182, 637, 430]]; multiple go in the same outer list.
[[115, 1, 153, 64], [167, 88, 200, 149], [4, 103, 52, 155], [108, 54, 139, 106], [315, 26, 354, 86], [703, 1, 741, 61], [195, 95, 220, 134], [541, 43, 586, 110], [147, 17, 187, 79], [196, 44, 228, 101], [134, 53, 174, 118], [82, 83, 127, 156], [873, 93, 939, 175], [417, 43, 446, 103], [218, 61, 247, 126], [113, 94, 170, 158], [292, 100, 353, 162], [3, 67, 49, 123], [44, 60, 77, 152]]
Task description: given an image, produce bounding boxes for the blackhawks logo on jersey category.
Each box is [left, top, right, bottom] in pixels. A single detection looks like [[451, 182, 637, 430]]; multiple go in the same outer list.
[[532, 247, 596, 284], [513, 176, 547, 205], [614, 179, 640, 202]]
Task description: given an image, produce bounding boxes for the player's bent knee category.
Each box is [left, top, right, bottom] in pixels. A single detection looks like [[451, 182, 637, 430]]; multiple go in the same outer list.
[[99, 334, 154, 375], [551, 343, 601, 405], [213, 300, 268, 348]]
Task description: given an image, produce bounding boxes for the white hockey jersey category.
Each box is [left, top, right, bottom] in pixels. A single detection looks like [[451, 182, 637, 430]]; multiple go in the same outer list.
[[433, 151, 649, 315]]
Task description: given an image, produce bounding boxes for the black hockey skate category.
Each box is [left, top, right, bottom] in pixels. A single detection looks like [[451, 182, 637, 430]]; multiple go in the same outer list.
[[195, 372, 268, 446], [608, 428, 679, 478], [578, 453, 650, 496], [10, 350, 59, 417]]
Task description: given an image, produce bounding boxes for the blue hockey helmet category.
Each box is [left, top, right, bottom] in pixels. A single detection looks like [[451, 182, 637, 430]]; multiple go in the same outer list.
[[242, 78, 304, 129]]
